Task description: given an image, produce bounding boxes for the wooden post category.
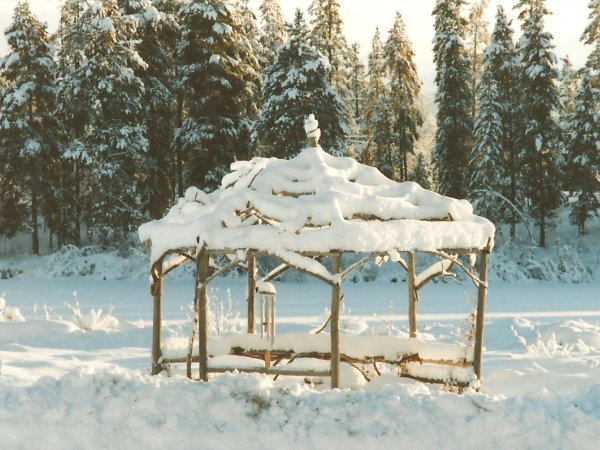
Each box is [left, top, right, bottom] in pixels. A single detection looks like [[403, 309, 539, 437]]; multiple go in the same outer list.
[[197, 252, 210, 382], [151, 259, 163, 375], [330, 254, 342, 389], [407, 252, 417, 338], [473, 252, 489, 383], [247, 254, 256, 333]]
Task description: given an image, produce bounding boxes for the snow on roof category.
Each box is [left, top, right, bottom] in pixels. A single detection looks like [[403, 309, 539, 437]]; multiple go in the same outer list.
[[139, 117, 495, 279]]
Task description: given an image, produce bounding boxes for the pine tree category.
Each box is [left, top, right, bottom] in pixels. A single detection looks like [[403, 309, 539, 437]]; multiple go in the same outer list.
[[565, 70, 600, 234], [465, 0, 491, 121], [582, 0, 600, 77], [432, 0, 473, 198], [470, 79, 505, 222], [253, 9, 347, 159], [0, 1, 61, 253], [347, 42, 366, 122], [382, 11, 423, 181], [363, 27, 388, 166], [258, 0, 287, 71], [410, 153, 432, 190], [470, 6, 520, 229], [308, 0, 349, 97], [174, 0, 260, 189], [56, 0, 148, 244], [154, 0, 185, 196], [516, 0, 562, 247], [119, 0, 177, 219], [557, 56, 581, 168]]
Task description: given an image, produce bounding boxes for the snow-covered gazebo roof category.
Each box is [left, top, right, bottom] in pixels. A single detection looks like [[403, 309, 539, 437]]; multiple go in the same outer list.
[[139, 116, 494, 282]]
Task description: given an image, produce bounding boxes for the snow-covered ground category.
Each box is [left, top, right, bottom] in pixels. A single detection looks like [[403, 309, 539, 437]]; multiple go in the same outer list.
[[1, 266, 599, 448]]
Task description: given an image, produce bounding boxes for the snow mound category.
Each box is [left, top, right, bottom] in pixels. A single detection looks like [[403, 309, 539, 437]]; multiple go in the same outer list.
[[0, 368, 599, 449], [139, 146, 495, 271]]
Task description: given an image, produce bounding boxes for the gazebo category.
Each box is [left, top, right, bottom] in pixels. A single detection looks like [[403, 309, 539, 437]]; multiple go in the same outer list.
[[139, 115, 495, 389]]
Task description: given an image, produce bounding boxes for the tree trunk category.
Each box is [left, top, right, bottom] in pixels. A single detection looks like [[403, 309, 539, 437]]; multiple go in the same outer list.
[[31, 188, 39, 256], [539, 209, 546, 248]]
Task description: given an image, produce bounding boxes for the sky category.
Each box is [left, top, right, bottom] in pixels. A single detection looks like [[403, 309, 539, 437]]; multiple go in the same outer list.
[[0, 0, 593, 94]]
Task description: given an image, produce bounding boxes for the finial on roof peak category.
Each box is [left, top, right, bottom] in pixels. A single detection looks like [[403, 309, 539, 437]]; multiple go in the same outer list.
[[304, 113, 321, 147]]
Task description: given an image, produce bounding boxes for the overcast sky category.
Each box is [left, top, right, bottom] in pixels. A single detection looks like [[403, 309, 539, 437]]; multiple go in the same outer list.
[[0, 0, 593, 94]]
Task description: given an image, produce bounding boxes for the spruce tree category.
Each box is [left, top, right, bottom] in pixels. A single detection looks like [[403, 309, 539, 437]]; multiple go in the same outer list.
[[174, 0, 260, 189], [582, 0, 600, 77], [0, 1, 60, 253], [253, 9, 347, 159], [119, 0, 177, 219], [382, 11, 423, 181], [466, 0, 490, 121], [516, 0, 562, 247], [258, 0, 287, 71], [432, 0, 473, 199], [56, 0, 147, 245], [411, 153, 432, 190], [557, 56, 581, 168], [470, 6, 520, 229], [565, 70, 600, 234], [347, 42, 366, 122], [363, 27, 388, 166], [308, 0, 350, 97]]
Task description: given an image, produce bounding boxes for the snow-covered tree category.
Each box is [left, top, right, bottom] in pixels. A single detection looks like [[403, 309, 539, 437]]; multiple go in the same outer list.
[[258, 0, 287, 71], [582, 0, 600, 78], [565, 70, 600, 234], [118, 0, 177, 220], [382, 11, 423, 181], [466, 0, 491, 121], [470, 6, 520, 229], [362, 27, 388, 166], [347, 42, 366, 122], [516, 0, 562, 247], [253, 9, 347, 159], [56, 0, 148, 244], [410, 152, 432, 190], [308, 0, 349, 97], [174, 0, 260, 189], [432, 0, 473, 198], [0, 1, 60, 253], [557, 56, 581, 165]]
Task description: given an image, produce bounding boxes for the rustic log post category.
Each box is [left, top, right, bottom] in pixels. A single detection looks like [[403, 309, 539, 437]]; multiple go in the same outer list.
[[330, 254, 342, 389], [473, 251, 489, 383], [197, 251, 210, 382], [247, 254, 256, 333], [408, 252, 417, 338], [151, 258, 164, 375]]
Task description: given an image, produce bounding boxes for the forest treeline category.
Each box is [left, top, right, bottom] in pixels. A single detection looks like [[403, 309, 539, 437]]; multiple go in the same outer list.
[[0, 0, 599, 254]]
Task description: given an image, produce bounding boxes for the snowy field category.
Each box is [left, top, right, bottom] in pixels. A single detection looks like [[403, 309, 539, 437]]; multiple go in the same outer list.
[[1, 267, 599, 449]]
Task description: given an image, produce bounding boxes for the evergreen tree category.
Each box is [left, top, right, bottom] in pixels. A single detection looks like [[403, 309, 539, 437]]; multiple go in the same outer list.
[[410, 153, 432, 190], [308, 0, 349, 97], [470, 6, 520, 229], [174, 0, 260, 189], [119, 0, 177, 219], [557, 56, 581, 168], [432, 0, 473, 198], [382, 11, 423, 181], [582, 0, 600, 77], [56, 0, 148, 244], [363, 27, 388, 166], [516, 0, 562, 247], [565, 70, 600, 234], [253, 9, 347, 159], [465, 0, 490, 121], [347, 42, 366, 122], [0, 1, 60, 253], [258, 0, 287, 71]]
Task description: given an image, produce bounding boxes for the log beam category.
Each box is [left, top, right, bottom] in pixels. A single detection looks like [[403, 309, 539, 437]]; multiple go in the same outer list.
[[197, 251, 210, 382], [473, 252, 489, 384], [408, 252, 417, 338], [151, 258, 164, 375], [330, 254, 342, 388]]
